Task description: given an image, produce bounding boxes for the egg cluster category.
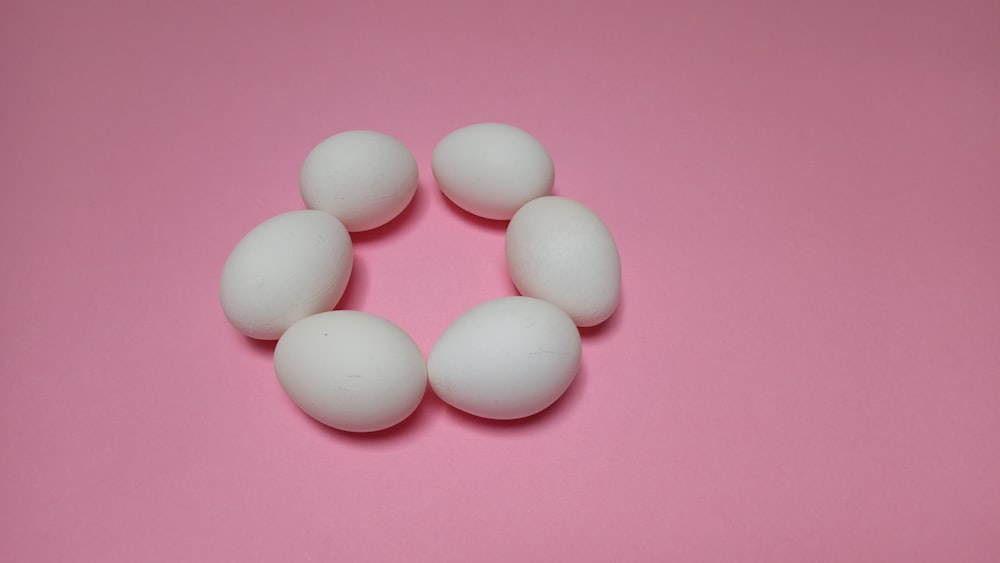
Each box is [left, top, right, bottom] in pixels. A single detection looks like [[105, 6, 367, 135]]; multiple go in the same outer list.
[[220, 123, 621, 432]]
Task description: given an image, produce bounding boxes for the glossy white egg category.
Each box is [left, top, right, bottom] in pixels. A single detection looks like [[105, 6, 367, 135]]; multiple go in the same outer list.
[[219, 210, 352, 340], [432, 123, 554, 220], [300, 130, 418, 232], [506, 196, 621, 327], [274, 311, 427, 433], [428, 296, 581, 420]]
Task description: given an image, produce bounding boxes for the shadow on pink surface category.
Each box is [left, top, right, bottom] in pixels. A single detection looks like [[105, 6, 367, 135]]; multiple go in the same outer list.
[[335, 254, 368, 311], [286, 385, 445, 444], [578, 287, 625, 343], [435, 358, 589, 434], [242, 334, 278, 354], [281, 359, 589, 443], [349, 180, 433, 245], [436, 183, 510, 232], [501, 257, 627, 343]]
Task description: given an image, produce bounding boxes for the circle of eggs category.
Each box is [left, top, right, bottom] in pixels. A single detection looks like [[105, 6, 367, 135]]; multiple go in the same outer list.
[[220, 123, 621, 431]]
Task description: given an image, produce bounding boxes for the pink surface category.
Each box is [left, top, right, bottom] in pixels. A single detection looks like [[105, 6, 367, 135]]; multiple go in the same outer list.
[[2, 1, 999, 561]]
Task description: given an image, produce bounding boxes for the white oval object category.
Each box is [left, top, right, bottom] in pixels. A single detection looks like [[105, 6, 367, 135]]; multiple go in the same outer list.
[[300, 130, 418, 232], [219, 210, 352, 340], [428, 296, 581, 420], [432, 123, 554, 220], [275, 311, 427, 433], [506, 196, 621, 327]]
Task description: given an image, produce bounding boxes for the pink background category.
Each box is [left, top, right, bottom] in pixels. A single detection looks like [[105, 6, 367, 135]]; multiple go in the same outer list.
[[2, 0, 999, 561]]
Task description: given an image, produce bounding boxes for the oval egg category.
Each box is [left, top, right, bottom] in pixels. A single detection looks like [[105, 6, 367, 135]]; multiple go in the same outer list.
[[428, 296, 581, 420], [219, 210, 352, 340], [275, 311, 427, 433], [300, 130, 418, 232], [432, 123, 554, 220], [506, 196, 621, 327]]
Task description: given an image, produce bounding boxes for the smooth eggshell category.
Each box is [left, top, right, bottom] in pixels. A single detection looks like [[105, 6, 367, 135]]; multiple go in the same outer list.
[[219, 210, 352, 340], [274, 311, 427, 433], [432, 123, 554, 220], [428, 296, 581, 420], [506, 196, 621, 327], [300, 130, 418, 232]]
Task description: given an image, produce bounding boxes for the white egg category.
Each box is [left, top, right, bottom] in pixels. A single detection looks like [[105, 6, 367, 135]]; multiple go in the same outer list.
[[219, 210, 352, 340], [299, 130, 418, 232], [428, 296, 581, 420], [506, 196, 621, 327], [432, 123, 554, 220], [274, 311, 427, 433]]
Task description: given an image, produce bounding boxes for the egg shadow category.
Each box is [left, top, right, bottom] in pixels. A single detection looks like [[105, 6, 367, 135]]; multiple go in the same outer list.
[[349, 181, 431, 245], [291, 384, 442, 445], [435, 357, 589, 435], [503, 279, 626, 343], [335, 254, 369, 311], [436, 185, 510, 233], [239, 333, 278, 356], [578, 286, 626, 342]]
